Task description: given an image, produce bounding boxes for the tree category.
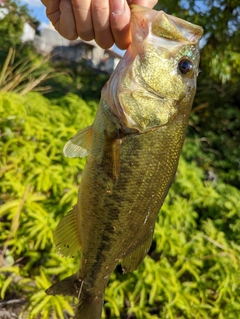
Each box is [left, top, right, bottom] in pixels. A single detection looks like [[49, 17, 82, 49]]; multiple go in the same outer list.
[[0, 0, 36, 51], [156, 0, 240, 187]]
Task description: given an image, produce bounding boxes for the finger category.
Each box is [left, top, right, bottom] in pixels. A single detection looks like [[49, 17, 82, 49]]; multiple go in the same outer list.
[[59, 0, 78, 39], [91, 0, 114, 49], [42, 0, 78, 40], [130, 0, 158, 8], [71, 0, 94, 41], [110, 0, 131, 50]]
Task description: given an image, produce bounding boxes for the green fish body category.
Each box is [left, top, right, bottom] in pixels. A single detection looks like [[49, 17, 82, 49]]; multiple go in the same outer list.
[[46, 6, 203, 319]]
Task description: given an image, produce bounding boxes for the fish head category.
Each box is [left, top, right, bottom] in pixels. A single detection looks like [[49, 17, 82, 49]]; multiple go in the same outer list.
[[107, 6, 204, 132]]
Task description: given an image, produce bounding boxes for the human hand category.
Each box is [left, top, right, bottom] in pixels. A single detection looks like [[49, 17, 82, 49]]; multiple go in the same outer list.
[[41, 0, 158, 49]]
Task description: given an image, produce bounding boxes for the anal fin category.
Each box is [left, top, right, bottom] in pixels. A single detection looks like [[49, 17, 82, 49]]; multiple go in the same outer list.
[[54, 205, 82, 257], [121, 231, 153, 274], [46, 273, 78, 297]]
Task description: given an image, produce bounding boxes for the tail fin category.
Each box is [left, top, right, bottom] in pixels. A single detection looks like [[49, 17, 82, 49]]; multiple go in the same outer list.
[[46, 274, 104, 319], [75, 293, 104, 319]]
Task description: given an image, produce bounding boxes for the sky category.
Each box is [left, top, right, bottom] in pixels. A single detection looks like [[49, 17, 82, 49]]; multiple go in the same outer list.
[[18, 0, 49, 26], [17, 0, 125, 55]]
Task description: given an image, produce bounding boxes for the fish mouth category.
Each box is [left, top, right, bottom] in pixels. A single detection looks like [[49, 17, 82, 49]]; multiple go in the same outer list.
[[150, 12, 203, 44], [131, 6, 203, 46]]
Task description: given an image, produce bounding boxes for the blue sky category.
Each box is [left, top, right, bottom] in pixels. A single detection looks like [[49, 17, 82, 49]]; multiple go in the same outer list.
[[18, 0, 49, 25]]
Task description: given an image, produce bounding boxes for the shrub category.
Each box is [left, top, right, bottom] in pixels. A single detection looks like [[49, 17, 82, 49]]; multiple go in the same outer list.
[[1, 91, 240, 318]]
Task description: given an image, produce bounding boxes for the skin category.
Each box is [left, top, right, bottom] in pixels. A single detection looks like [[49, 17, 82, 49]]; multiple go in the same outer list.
[[40, 0, 157, 49]]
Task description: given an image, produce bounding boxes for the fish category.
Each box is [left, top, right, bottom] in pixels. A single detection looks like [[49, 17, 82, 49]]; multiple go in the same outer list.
[[46, 5, 203, 319]]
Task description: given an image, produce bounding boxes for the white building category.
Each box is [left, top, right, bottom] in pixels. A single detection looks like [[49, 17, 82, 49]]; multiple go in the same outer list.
[[33, 23, 121, 73]]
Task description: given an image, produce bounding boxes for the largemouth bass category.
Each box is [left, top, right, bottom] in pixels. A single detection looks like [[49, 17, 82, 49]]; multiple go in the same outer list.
[[46, 5, 203, 319]]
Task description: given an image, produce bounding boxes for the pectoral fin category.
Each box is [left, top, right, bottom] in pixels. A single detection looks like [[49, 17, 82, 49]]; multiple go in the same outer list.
[[54, 205, 82, 257], [63, 126, 93, 158], [121, 232, 153, 273]]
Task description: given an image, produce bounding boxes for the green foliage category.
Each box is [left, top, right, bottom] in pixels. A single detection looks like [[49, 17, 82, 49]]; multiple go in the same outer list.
[[1, 91, 240, 318], [0, 92, 96, 317], [186, 94, 240, 187], [0, 0, 240, 318], [44, 60, 109, 101], [0, 47, 60, 95], [154, 0, 240, 188], [0, 0, 34, 51]]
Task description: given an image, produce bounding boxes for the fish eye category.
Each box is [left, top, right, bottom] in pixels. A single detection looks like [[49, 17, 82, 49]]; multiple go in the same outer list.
[[178, 59, 193, 74]]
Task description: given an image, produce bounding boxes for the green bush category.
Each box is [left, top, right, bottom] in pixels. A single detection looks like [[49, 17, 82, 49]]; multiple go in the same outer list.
[[1, 91, 240, 318], [0, 92, 95, 318]]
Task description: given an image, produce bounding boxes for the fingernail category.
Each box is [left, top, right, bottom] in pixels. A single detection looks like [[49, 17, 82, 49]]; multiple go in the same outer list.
[[111, 0, 125, 15]]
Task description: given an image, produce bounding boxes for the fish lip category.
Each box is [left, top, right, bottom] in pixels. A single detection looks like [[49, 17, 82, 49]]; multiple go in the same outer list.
[[130, 8, 203, 55], [149, 10, 203, 44]]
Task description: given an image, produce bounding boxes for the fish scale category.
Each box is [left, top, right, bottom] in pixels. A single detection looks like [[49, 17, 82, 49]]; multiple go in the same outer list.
[[46, 5, 203, 319], [70, 98, 190, 295]]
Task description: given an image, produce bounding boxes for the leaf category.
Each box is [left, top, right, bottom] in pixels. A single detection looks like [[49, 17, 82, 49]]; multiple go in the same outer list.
[[0, 276, 13, 299]]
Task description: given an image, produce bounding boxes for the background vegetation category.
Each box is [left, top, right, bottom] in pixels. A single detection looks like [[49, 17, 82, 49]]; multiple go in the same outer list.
[[0, 0, 240, 318]]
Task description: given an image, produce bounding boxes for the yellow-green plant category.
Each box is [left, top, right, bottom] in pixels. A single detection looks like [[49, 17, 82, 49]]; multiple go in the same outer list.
[[0, 48, 60, 95], [1, 90, 240, 318], [0, 92, 95, 318]]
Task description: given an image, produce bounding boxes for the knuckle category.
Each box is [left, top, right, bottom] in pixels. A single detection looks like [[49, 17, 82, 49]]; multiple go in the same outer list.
[[61, 29, 78, 40], [115, 40, 129, 50], [78, 30, 95, 42], [96, 36, 114, 49]]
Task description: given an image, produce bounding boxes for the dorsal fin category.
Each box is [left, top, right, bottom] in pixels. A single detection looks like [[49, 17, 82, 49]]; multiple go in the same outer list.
[[121, 231, 153, 273], [54, 205, 82, 257], [63, 126, 93, 158]]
